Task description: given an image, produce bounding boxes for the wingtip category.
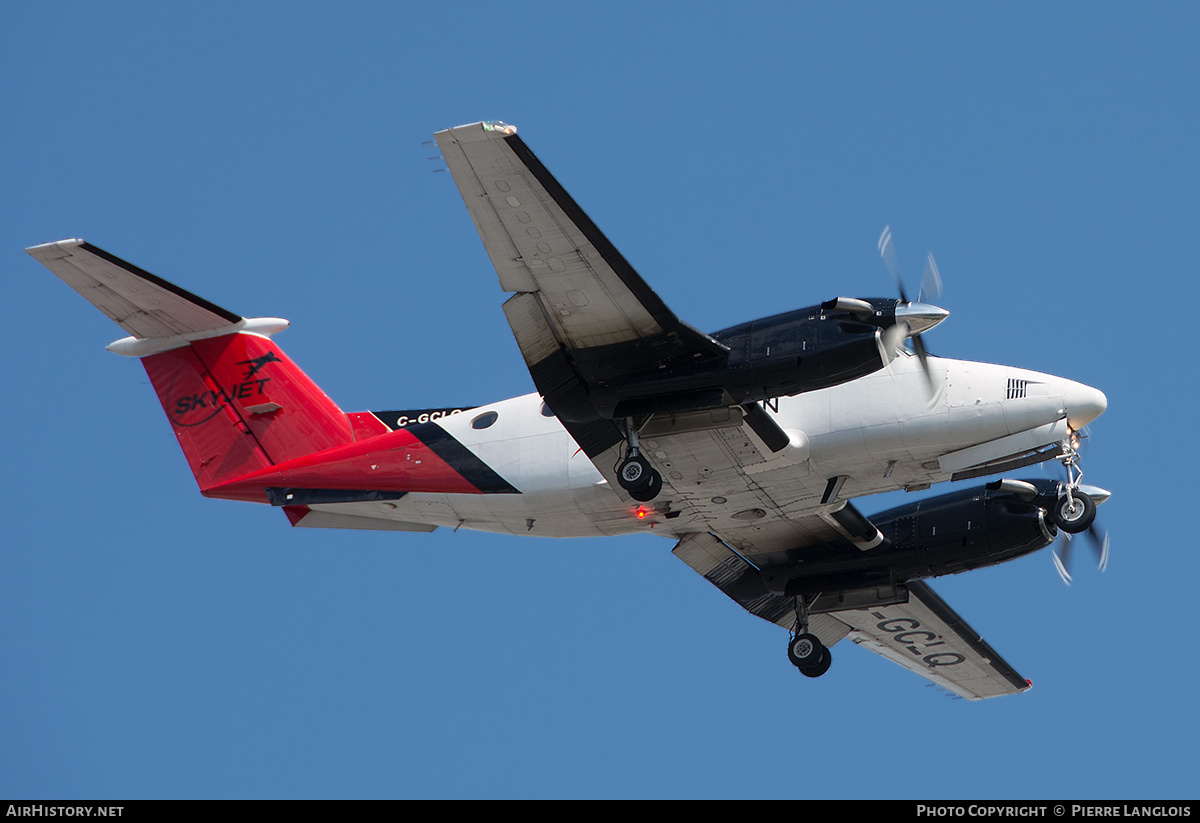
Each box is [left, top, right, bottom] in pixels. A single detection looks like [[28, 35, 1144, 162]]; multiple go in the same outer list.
[[434, 120, 518, 140], [25, 238, 85, 255]]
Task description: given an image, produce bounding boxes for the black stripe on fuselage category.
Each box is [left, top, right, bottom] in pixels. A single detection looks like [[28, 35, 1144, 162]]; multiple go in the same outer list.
[[406, 422, 521, 494]]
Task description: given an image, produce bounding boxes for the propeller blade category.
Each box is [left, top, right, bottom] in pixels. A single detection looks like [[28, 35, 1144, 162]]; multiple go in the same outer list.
[[920, 252, 942, 303], [881, 319, 908, 362], [878, 225, 908, 302], [1090, 525, 1109, 573], [911, 331, 929, 366], [1051, 517, 1108, 585], [1073, 424, 1093, 456], [909, 331, 938, 393], [1052, 545, 1072, 586]]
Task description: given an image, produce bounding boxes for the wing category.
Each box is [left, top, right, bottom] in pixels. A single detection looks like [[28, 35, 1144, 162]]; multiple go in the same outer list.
[[831, 581, 1031, 699], [434, 121, 727, 424], [673, 533, 1030, 700]]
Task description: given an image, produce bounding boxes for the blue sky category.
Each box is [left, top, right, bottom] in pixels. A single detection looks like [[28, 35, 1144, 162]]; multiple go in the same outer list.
[[3, 2, 1197, 799]]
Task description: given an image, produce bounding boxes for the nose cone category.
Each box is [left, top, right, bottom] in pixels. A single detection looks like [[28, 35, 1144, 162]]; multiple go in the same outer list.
[[895, 302, 950, 335], [1062, 380, 1107, 429]]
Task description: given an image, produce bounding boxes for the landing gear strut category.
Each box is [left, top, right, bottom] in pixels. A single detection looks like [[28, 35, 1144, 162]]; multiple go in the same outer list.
[[788, 597, 832, 678], [616, 417, 663, 502], [1053, 429, 1097, 534]]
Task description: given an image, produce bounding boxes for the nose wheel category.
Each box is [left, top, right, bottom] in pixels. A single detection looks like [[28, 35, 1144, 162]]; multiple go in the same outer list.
[[616, 418, 663, 502], [1053, 492, 1096, 533]]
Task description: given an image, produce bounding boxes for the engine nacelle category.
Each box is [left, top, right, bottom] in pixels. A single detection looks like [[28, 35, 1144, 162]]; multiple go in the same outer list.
[[773, 477, 1065, 596], [577, 297, 909, 422], [878, 478, 1060, 582], [709, 297, 899, 399]]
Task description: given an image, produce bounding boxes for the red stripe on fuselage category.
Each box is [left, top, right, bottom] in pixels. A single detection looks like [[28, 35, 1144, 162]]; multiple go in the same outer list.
[[201, 424, 493, 503]]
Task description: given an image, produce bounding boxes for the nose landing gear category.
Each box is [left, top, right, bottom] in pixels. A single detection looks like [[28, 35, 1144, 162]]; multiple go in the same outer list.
[[1047, 428, 1112, 585], [1053, 430, 1097, 534]]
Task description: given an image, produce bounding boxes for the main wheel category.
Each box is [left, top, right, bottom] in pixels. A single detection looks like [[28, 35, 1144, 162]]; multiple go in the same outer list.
[[1054, 492, 1096, 534], [799, 646, 832, 678], [788, 632, 823, 669], [617, 454, 653, 491], [628, 469, 663, 502]]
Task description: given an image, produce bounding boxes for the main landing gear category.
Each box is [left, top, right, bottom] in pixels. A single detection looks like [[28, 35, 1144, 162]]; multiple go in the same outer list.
[[788, 597, 831, 678], [616, 418, 663, 502]]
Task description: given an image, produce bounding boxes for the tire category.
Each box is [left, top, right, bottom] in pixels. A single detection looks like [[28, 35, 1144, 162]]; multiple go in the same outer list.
[[617, 455, 653, 491], [628, 470, 663, 502], [799, 646, 832, 678], [788, 633, 823, 668], [1054, 492, 1096, 534]]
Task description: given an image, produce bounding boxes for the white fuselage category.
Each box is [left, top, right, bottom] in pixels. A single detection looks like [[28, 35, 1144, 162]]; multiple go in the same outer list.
[[320, 352, 1104, 540]]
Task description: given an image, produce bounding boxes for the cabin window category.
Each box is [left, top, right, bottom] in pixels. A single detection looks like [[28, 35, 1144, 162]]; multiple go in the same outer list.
[[471, 411, 499, 429]]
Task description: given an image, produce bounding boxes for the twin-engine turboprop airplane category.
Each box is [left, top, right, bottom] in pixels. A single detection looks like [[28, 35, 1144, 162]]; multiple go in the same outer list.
[[28, 120, 1109, 700]]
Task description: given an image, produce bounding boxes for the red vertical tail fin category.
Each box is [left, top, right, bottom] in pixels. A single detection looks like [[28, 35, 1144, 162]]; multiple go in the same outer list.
[[25, 240, 356, 494], [143, 332, 355, 491]]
